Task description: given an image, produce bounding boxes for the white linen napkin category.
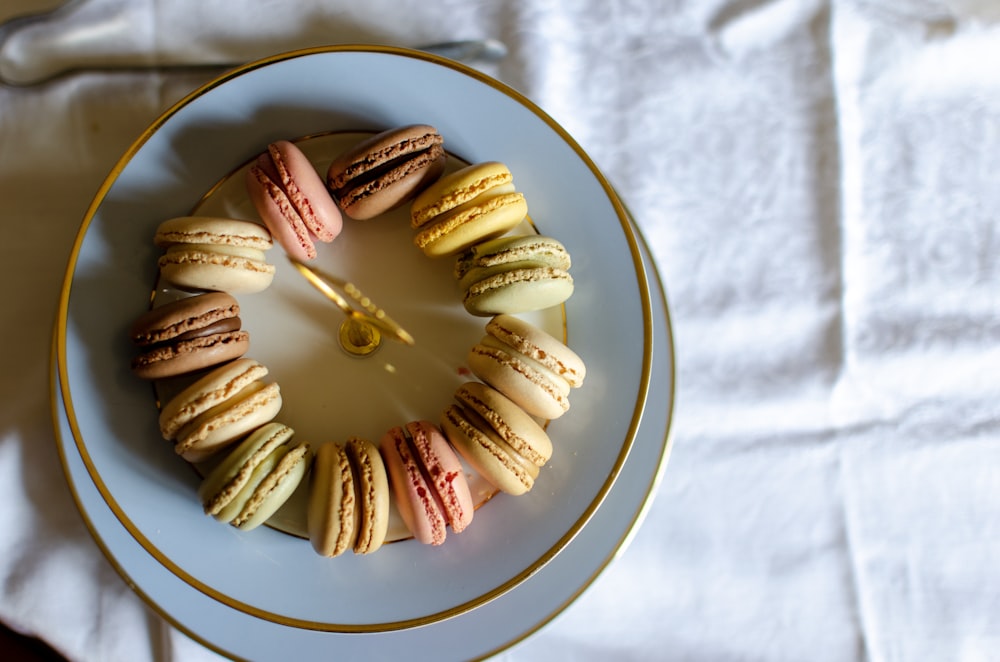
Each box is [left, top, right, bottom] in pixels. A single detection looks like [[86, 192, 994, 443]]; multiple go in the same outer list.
[[2, 1, 1000, 660]]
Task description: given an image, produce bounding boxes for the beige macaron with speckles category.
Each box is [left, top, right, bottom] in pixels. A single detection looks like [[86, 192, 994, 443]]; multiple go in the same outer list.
[[307, 438, 390, 557], [198, 422, 311, 531], [466, 314, 585, 420], [158, 358, 282, 462], [441, 382, 553, 495]]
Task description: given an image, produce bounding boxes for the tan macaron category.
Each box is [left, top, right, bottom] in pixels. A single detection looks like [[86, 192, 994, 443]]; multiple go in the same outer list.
[[307, 438, 390, 556], [198, 422, 311, 531], [440, 382, 553, 495], [466, 314, 586, 419], [158, 358, 282, 462]]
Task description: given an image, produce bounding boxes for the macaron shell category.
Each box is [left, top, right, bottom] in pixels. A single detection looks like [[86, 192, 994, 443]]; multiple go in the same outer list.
[[405, 420, 474, 534], [463, 267, 574, 316], [130, 330, 250, 379], [454, 381, 552, 466], [158, 358, 269, 439], [381, 425, 447, 545], [441, 405, 535, 496], [233, 441, 310, 531], [454, 234, 572, 281], [410, 161, 514, 229], [345, 437, 390, 554], [158, 243, 275, 294], [307, 441, 356, 557], [413, 191, 527, 258], [174, 381, 283, 462], [486, 314, 586, 388], [154, 216, 273, 250]]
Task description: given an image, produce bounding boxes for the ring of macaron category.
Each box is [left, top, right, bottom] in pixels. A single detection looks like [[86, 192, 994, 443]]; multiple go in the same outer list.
[[129, 124, 586, 556]]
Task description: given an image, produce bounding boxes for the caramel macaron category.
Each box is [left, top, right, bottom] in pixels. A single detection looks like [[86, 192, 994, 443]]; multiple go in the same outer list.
[[129, 292, 249, 379], [410, 161, 527, 258], [441, 382, 553, 496], [466, 314, 585, 420], [307, 438, 390, 557], [327, 125, 446, 220]]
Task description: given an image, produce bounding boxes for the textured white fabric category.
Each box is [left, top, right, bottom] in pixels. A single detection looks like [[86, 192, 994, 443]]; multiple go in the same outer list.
[[2, 0, 1000, 660]]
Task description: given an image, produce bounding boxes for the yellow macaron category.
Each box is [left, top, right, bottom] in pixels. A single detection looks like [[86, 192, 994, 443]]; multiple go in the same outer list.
[[410, 162, 527, 258]]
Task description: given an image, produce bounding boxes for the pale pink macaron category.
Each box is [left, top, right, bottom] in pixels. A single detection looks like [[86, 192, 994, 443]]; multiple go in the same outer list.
[[380, 420, 474, 545], [246, 140, 343, 261]]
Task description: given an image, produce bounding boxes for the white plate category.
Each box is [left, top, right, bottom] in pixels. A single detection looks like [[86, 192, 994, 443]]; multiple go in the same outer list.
[[51, 210, 675, 660], [56, 46, 660, 632]]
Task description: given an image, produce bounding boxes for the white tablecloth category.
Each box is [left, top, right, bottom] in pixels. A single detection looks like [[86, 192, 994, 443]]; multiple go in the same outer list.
[[3, 0, 1000, 660]]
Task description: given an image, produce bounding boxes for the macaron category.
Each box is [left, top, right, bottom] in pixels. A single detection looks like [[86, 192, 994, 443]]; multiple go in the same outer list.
[[466, 314, 586, 420], [307, 438, 390, 557], [326, 125, 446, 220], [410, 161, 528, 258], [154, 216, 275, 294], [380, 420, 474, 545], [454, 234, 574, 316], [441, 382, 553, 496], [158, 358, 283, 462], [129, 292, 249, 379], [198, 422, 311, 531], [246, 140, 343, 261]]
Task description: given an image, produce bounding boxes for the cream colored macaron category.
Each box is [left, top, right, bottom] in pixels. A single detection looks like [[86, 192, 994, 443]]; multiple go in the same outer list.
[[198, 422, 311, 531], [155, 216, 276, 293], [158, 358, 282, 462], [466, 315, 586, 419]]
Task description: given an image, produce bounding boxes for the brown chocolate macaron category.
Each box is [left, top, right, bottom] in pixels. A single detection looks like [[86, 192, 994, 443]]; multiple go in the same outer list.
[[129, 292, 249, 379], [326, 124, 446, 220]]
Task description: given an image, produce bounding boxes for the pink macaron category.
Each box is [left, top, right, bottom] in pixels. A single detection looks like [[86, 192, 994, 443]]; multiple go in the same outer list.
[[380, 420, 474, 545], [246, 140, 343, 261]]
